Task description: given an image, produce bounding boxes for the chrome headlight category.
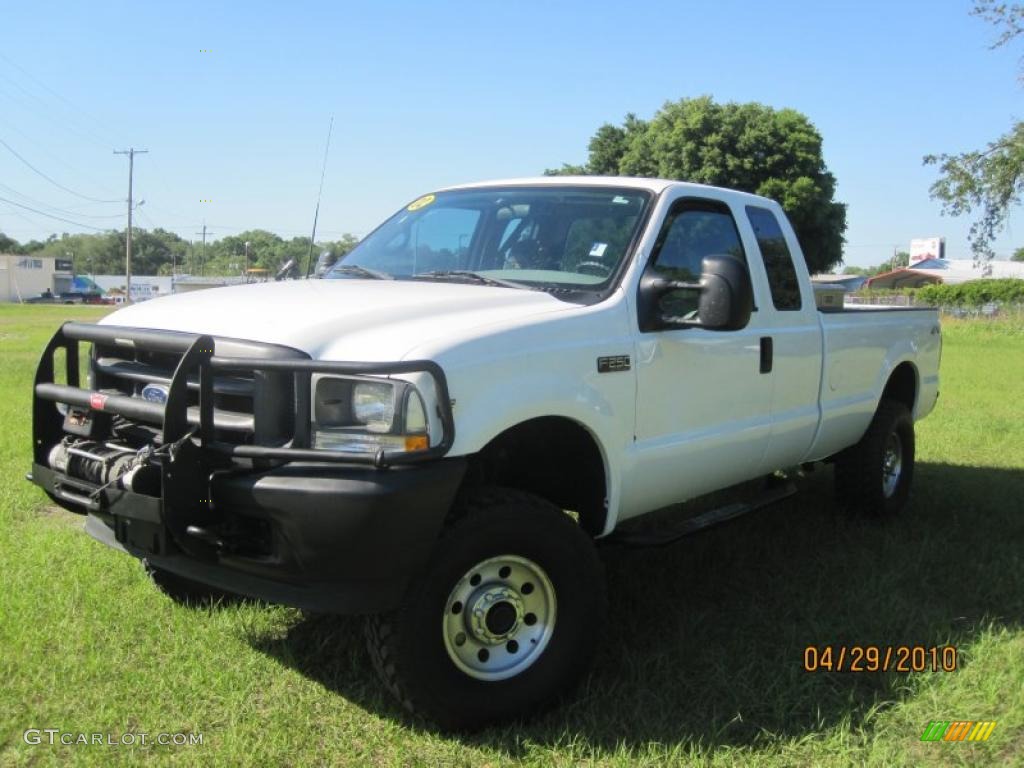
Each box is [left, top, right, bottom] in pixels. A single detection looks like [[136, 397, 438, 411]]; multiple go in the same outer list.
[[351, 381, 395, 432], [313, 376, 429, 454]]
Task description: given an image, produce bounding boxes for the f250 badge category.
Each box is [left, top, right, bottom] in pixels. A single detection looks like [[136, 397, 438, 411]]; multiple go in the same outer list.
[[597, 355, 631, 373]]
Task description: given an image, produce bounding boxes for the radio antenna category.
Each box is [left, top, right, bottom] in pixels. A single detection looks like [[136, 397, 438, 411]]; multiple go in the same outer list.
[[304, 115, 334, 278]]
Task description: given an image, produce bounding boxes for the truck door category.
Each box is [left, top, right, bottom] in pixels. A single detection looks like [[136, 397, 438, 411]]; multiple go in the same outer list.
[[624, 195, 773, 517], [740, 205, 822, 468]]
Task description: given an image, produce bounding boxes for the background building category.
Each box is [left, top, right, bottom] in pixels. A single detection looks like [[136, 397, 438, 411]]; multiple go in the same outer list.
[[91, 275, 174, 302], [0, 254, 71, 302], [866, 258, 1024, 289]]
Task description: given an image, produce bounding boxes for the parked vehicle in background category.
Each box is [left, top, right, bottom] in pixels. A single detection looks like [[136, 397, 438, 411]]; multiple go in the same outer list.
[[29, 177, 940, 729]]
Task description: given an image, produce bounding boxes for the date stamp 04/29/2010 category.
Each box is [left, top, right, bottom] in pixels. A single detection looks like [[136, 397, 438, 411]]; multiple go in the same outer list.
[[802, 645, 958, 673]]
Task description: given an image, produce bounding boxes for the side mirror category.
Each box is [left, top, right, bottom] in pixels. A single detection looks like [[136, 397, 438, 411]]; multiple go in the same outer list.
[[314, 250, 339, 278], [638, 254, 753, 331], [695, 255, 754, 330]]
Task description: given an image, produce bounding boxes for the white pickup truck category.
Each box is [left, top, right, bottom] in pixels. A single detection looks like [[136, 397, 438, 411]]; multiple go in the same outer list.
[[29, 177, 940, 729]]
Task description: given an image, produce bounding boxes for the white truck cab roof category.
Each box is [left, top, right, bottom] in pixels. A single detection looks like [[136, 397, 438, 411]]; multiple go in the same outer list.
[[440, 176, 774, 206]]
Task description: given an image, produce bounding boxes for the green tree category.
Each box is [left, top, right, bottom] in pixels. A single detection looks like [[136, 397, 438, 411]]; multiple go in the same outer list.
[[547, 96, 847, 273], [0, 231, 19, 253], [839, 250, 911, 276], [1013, 246, 1024, 261], [840, 265, 872, 276], [0, 227, 360, 276], [195, 229, 362, 276], [319, 233, 360, 259], [205, 229, 287, 275], [35, 231, 123, 274], [925, 2, 1024, 260]]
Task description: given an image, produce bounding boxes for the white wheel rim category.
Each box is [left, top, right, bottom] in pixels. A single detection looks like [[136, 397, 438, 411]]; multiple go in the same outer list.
[[442, 554, 556, 681], [882, 432, 903, 498]]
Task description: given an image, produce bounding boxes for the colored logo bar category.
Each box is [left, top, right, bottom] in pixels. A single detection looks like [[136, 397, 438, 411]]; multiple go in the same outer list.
[[920, 721, 996, 742]]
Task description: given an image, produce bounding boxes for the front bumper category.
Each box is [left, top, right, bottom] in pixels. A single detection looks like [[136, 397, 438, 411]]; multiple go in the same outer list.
[[34, 458, 465, 613], [29, 322, 463, 614]]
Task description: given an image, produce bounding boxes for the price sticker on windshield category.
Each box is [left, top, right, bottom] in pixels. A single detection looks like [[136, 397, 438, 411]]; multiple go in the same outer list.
[[407, 194, 436, 211]]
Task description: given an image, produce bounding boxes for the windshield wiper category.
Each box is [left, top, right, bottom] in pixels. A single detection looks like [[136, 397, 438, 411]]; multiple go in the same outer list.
[[412, 270, 526, 289], [331, 264, 392, 280]]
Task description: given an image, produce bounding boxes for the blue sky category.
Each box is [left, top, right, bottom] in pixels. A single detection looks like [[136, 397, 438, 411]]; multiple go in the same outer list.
[[0, 0, 1020, 267]]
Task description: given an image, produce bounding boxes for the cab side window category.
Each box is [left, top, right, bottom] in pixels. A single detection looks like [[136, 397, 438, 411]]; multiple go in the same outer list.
[[746, 206, 802, 311], [649, 199, 748, 320]]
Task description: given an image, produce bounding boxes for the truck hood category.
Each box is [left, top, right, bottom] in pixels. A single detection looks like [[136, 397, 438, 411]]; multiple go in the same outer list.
[[101, 279, 575, 360]]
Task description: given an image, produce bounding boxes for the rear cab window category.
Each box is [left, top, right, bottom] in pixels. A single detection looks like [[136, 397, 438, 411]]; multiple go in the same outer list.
[[745, 206, 802, 311]]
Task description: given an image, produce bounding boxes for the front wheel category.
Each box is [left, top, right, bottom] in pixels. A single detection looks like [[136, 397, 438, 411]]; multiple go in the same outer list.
[[365, 487, 606, 730], [834, 399, 915, 517]]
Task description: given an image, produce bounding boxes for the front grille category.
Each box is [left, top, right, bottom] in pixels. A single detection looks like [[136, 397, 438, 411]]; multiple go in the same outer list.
[[91, 336, 302, 447]]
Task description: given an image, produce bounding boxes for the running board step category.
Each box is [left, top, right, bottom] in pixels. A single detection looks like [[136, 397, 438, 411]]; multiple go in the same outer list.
[[607, 480, 797, 548]]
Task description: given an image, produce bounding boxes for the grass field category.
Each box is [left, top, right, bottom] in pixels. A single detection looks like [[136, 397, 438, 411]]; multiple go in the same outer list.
[[1, 304, 1022, 767]]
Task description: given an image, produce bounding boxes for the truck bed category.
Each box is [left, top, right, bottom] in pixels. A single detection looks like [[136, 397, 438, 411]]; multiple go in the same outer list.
[[807, 307, 941, 461]]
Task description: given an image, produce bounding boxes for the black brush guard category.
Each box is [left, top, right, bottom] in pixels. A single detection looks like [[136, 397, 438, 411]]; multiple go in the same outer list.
[[31, 322, 456, 561]]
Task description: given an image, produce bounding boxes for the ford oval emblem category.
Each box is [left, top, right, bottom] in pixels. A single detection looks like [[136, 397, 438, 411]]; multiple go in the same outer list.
[[141, 383, 170, 404]]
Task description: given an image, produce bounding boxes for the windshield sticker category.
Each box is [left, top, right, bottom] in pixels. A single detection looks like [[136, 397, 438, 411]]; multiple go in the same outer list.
[[407, 194, 436, 211], [589, 242, 608, 258]]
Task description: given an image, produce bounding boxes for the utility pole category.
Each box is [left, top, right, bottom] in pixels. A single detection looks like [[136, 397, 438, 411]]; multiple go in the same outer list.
[[244, 240, 250, 281], [114, 148, 147, 303], [195, 223, 210, 276]]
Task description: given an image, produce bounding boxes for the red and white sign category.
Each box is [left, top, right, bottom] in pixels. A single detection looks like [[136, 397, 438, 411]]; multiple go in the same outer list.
[[910, 237, 943, 264]]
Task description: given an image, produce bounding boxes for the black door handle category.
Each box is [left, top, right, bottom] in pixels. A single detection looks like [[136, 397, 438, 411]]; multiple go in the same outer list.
[[759, 337, 773, 374]]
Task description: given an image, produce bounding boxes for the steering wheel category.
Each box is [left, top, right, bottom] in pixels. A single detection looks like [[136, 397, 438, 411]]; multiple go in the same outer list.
[[575, 261, 612, 277]]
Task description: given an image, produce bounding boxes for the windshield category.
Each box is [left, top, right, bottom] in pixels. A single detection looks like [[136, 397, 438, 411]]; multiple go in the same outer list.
[[326, 185, 651, 293]]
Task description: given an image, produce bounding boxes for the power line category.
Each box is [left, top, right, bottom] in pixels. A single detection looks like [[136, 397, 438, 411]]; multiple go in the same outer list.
[[0, 52, 126, 148], [0, 194, 112, 231], [0, 137, 121, 203], [0, 182, 124, 219], [0, 114, 121, 199], [0, 200, 49, 232], [134, 154, 200, 224], [135, 207, 159, 230], [0, 76, 114, 153]]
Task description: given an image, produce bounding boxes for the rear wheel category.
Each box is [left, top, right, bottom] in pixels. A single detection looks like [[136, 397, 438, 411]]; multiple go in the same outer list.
[[365, 487, 606, 730], [834, 399, 915, 516]]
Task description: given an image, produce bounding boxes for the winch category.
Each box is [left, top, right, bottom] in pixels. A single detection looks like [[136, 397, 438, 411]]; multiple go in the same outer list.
[[46, 439, 158, 494]]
